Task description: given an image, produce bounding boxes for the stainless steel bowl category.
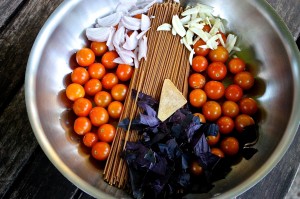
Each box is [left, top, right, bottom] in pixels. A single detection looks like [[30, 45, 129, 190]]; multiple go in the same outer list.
[[25, 0, 300, 198]]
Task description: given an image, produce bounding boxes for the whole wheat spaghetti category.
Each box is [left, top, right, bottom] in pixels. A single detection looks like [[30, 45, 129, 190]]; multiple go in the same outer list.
[[103, 2, 190, 188]]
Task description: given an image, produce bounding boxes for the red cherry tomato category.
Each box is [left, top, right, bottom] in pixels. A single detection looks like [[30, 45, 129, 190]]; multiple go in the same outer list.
[[101, 51, 119, 69], [222, 101, 240, 118], [193, 39, 210, 56], [98, 124, 116, 143], [207, 132, 220, 146], [239, 98, 258, 115], [220, 137, 239, 156], [83, 132, 98, 147], [84, 79, 102, 96], [101, 73, 119, 90], [211, 148, 225, 158], [228, 58, 246, 74], [217, 116, 235, 134], [202, 101, 222, 121], [71, 67, 89, 85], [235, 114, 255, 132], [204, 81, 225, 100], [111, 84, 128, 101], [94, 91, 112, 108], [193, 113, 206, 123], [207, 62, 227, 80], [89, 107, 109, 126], [234, 71, 255, 90], [190, 161, 203, 176], [73, 117, 92, 135], [88, 63, 106, 79], [91, 142, 110, 161], [189, 89, 207, 108], [108, 101, 123, 119], [225, 84, 243, 102], [208, 46, 229, 63], [192, 56, 208, 72], [76, 48, 95, 67], [73, 98, 92, 117], [188, 73, 206, 89], [90, 41, 108, 56], [116, 64, 134, 81], [66, 83, 85, 101]]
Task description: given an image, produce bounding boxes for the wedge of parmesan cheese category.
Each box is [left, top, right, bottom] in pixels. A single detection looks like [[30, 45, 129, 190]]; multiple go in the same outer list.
[[157, 79, 187, 121]]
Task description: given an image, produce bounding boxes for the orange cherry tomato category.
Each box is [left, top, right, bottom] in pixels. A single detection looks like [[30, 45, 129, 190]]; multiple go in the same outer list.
[[188, 73, 206, 89], [225, 84, 243, 102], [134, 14, 142, 19], [234, 71, 254, 90], [101, 73, 119, 90], [220, 137, 239, 156], [217, 116, 234, 134], [228, 58, 246, 74], [193, 39, 210, 56], [202, 101, 222, 121], [207, 62, 227, 81], [108, 101, 123, 119], [208, 46, 229, 63], [192, 56, 208, 72], [91, 142, 110, 161], [98, 124, 116, 143], [76, 48, 95, 67], [83, 132, 98, 147], [211, 148, 225, 158], [116, 64, 134, 82], [204, 81, 225, 100], [73, 98, 92, 117], [88, 63, 106, 79], [235, 114, 255, 133], [84, 79, 102, 96], [193, 113, 206, 123], [101, 51, 119, 69], [74, 117, 92, 135], [189, 89, 207, 108], [71, 67, 89, 85], [90, 41, 108, 56], [202, 24, 211, 32], [89, 107, 109, 126], [239, 98, 258, 115], [94, 91, 112, 108], [66, 83, 85, 101], [207, 132, 220, 146], [190, 161, 203, 176], [111, 84, 128, 101], [222, 101, 239, 118]]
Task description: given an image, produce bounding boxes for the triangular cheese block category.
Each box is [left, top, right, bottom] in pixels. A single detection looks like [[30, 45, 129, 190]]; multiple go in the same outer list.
[[157, 79, 187, 121]]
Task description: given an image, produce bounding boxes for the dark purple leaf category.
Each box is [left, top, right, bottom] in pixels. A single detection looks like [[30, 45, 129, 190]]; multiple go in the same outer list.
[[197, 152, 220, 170], [132, 89, 157, 106], [177, 172, 190, 187], [202, 123, 219, 137], [139, 113, 160, 127], [193, 134, 210, 156], [138, 102, 157, 117]]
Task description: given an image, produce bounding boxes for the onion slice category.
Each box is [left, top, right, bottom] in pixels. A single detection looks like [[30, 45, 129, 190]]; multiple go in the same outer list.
[[86, 27, 112, 42], [97, 12, 123, 27]]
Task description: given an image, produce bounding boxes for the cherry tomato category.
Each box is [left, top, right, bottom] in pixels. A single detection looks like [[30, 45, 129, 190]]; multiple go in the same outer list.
[[228, 58, 246, 74], [202, 101, 222, 121], [204, 81, 225, 100], [225, 84, 243, 102], [101, 51, 119, 69], [83, 132, 98, 147], [74, 117, 92, 135], [235, 114, 255, 133], [217, 32, 227, 45], [116, 64, 134, 82], [101, 73, 119, 90], [90, 41, 108, 56], [111, 84, 128, 101], [190, 161, 203, 176], [192, 56, 208, 72], [220, 137, 239, 156], [222, 101, 239, 118], [207, 132, 220, 146], [88, 63, 106, 79], [208, 46, 229, 63], [202, 24, 211, 32], [71, 67, 89, 85], [134, 14, 142, 19], [98, 124, 116, 143], [239, 98, 258, 115], [207, 62, 227, 80], [211, 148, 225, 158], [188, 73, 206, 89], [108, 101, 123, 119], [84, 79, 102, 96], [193, 39, 210, 56], [189, 89, 207, 108], [66, 83, 85, 101], [194, 113, 206, 123], [234, 71, 254, 90], [217, 116, 234, 134], [89, 107, 109, 126], [91, 142, 110, 161], [73, 98, 92, 117], [76, 48, 95, 67], [94, 91, 112, 108]]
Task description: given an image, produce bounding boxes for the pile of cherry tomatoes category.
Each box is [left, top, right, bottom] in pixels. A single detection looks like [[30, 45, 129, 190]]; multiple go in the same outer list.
[[65, 41, 133, 161], [188, 33, 258, 173]]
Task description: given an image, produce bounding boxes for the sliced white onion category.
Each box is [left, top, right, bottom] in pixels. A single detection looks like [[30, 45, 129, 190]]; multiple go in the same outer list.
[[113, 57, 126, 64], [106, 28, 116, 51], [209, 18, 221, 36], [172, 15, 186, 37], [116, 0, 137, 13], [116, 48, 135, 65], [217, 33, 225, 47], [189, 49, 195, 66], [189, 27, 209, 42], [123, 31, 139, 50], [141, 14, 151, 31], [171, 27, 176, 36], [137, 28, 150, 39], [182, 36, 193, 51], [113, 26, 125, 47], [86, 27, 111, 42], [233, 46, 241, 51], [181, 7, 199, 16], [121, 16, 141, 30], [133, 48, 139, 68], [180, 15, 191, 25], [185, 29, 194, 45], [226, 34, 237, 53], [138, 36, 147, 61], [205, 34, 219, 49], [157, 23, 171, 31], [97, 12, 123, 27]]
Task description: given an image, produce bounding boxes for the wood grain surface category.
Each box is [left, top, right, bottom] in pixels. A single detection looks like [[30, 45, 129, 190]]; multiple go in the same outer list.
[[0, 0, 299, 198]]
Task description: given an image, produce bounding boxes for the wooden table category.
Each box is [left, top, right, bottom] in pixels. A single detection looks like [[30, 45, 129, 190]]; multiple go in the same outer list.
[[0, 0, 299, 198]]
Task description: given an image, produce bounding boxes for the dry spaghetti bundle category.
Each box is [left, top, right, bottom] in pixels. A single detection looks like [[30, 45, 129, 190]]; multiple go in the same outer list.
[[103, 2, 190, 188]]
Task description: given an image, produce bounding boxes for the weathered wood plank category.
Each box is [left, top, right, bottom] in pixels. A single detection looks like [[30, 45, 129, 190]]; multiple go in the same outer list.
[[2, 146, 80, 199], [267, 0, 300, 39], [0, 0, 63, 112], [0, 86, 38, 197], [0, 0, 26, 31]]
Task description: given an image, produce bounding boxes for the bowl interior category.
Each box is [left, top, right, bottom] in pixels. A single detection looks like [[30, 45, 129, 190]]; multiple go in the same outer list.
[[25, 0, 300, 198]]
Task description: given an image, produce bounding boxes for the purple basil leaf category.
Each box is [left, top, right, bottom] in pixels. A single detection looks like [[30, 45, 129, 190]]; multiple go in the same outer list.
[[181, 153, 189, 170], [132, 89, 157, 106], [118, 118, 130, 130], [139, 113, 160, 127], [193, 133, 210, 156], [148, 154, 168, 176], [186, 116, 202, 142], [128, 166, 145, 199], [197, 152, 220, 170], [168, 109, 187, 123], [203, 123, 219, 137], [171, 124, 182, 138], [144, 149, 156, 163], [138, 102, 157, 117], [177, 172, 190, 187]]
